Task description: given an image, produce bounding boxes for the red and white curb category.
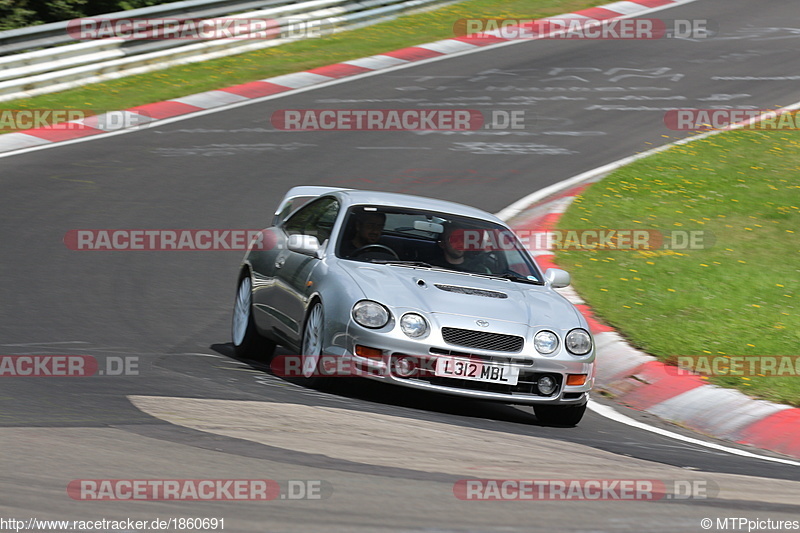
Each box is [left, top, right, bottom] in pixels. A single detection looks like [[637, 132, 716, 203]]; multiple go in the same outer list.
[[0, 0, 696, 154], [509, 185, 800, 461]]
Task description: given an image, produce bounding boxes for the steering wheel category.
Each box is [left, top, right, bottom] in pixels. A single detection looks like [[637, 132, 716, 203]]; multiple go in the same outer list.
[[351, 244, 399, 260]]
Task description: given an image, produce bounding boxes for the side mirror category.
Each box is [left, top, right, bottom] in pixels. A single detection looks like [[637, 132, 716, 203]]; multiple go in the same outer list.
[[288, 234, 321, 258], [544, 268, 570, 288]]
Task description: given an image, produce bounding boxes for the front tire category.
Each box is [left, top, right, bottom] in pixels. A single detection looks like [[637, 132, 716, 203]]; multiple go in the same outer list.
[[533, 402, 587, 427], [232, 275, 275, 360], [300, 301, 325, 387]]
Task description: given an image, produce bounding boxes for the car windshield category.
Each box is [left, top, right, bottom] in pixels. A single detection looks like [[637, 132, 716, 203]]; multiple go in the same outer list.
[[336, 205, 543, 283]]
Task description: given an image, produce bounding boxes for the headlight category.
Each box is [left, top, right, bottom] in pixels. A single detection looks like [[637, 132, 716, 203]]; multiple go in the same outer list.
[[566, 328, 592, 355], [534, 330, 559, 354], [400, 313, 428, 338], [352, 300, 390, 328]]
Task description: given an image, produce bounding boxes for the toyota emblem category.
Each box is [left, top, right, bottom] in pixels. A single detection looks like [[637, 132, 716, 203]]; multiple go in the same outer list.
[[476, 320, 489, 327]]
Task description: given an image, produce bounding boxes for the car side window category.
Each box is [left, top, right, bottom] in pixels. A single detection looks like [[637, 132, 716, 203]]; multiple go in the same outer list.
[[283, 197, 340, 244], [274, 196, 314, 225]]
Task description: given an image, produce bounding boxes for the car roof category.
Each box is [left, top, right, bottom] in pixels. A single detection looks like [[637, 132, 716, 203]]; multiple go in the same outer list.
[[331, 189, 506, 225]]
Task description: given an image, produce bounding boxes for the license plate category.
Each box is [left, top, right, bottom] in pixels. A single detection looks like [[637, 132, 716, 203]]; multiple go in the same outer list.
[[435, 357, 519, 385]]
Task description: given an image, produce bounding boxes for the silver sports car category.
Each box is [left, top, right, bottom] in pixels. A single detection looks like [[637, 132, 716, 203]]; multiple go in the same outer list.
[[232, 186, 595, 425]]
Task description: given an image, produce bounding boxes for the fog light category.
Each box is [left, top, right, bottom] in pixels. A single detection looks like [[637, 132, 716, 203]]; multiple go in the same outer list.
[[566, 374, 587, 386], [537, 375, 557, 396], [393, 356, 418, 377]]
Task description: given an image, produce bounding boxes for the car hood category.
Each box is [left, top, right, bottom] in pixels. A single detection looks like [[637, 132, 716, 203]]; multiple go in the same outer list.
[[336, 261, 580, 327]]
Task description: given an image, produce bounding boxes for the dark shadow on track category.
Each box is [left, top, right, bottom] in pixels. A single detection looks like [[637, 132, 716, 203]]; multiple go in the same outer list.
[[211, 342, 545, 426], [207, 341, 800, 482]]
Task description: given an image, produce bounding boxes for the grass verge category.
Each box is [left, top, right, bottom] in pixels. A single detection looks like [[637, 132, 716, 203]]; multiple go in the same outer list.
[[3, 0, 602, 115], [555, 129, 800, 406]]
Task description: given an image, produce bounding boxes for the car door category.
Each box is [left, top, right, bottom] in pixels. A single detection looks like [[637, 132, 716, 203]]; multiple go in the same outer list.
[[270, 196, 340, 347]]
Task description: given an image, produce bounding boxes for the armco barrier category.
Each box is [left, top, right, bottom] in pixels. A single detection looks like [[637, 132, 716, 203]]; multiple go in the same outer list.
[[0, 0, 456, 102]]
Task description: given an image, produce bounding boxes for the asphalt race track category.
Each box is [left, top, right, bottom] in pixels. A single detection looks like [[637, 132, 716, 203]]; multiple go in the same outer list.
[[1, 0, 799, 531]]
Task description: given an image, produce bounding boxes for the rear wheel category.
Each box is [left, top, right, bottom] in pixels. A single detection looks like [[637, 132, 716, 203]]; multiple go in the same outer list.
[[232, 275, 275, 360], [533, 402, 587, 427]]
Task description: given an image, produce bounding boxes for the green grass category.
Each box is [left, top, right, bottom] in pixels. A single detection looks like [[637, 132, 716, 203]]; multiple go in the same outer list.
[[555, 130, 800, 406], [2, 0, 602, 116]]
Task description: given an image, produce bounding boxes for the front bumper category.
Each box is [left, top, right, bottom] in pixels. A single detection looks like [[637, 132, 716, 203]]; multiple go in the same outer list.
[[340, 318, 594, 406]]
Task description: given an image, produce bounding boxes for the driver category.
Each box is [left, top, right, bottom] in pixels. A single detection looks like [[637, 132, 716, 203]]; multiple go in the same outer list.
[[340, 210, 386, 258], [436, 221, 493, 274]]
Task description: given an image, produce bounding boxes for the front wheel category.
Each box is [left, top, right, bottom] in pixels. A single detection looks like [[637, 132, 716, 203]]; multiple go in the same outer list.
[[300, 301, 326, 387], [232, 275, 275, 360], [533, 402, 587, 427]]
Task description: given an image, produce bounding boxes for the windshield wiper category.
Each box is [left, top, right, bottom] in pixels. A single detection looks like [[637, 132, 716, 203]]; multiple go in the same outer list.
[[495, 272, 544, 285], [372, 260, 435, 268]]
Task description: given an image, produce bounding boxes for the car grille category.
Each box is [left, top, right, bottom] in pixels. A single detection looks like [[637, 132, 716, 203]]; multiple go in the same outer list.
[[441, 327, 524, 352], [434, 284, 507, 299]]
